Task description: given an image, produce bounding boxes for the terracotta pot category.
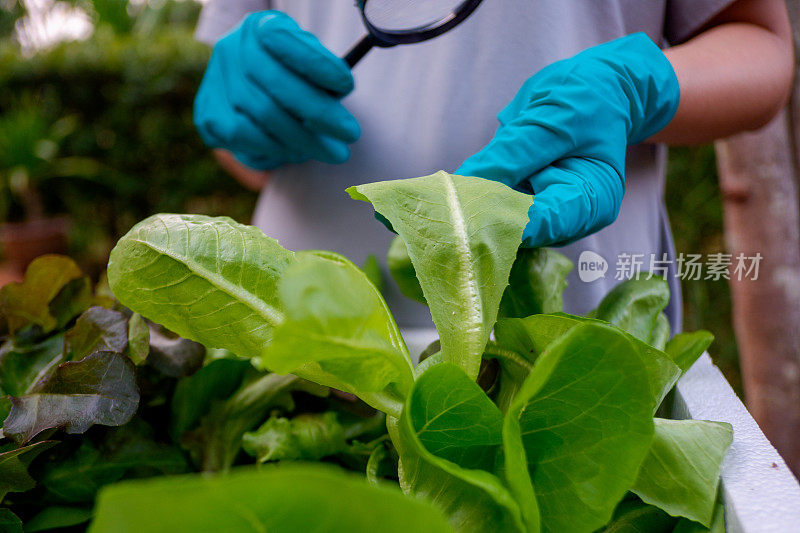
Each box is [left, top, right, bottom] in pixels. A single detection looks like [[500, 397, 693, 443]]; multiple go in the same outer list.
[[0, 216, 69, 285]]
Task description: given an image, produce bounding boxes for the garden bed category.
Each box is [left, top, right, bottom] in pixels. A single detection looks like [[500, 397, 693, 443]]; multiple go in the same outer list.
[[2, 171, 795, 532]]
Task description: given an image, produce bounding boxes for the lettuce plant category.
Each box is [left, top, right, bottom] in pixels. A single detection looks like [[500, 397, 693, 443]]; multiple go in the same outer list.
[[101, 171, 731, 533], [0, 256, 386, 531]]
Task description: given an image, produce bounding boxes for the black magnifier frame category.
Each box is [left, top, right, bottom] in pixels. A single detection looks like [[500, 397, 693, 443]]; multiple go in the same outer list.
[[344, 0, 484, 67]]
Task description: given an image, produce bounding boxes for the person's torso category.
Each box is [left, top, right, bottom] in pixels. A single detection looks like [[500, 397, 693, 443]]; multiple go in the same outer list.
[[254, 0, 676, 327]]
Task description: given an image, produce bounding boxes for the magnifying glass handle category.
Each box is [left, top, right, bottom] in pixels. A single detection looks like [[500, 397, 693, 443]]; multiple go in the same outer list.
[[344, 34, 376, 68]]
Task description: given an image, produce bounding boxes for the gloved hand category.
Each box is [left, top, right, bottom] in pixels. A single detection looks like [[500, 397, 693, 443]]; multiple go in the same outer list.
[[456, 33, 680, 248], [194, 11, 360, 170]]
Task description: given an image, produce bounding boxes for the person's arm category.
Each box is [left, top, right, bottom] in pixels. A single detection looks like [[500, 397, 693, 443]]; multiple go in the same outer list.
[[455, 0, 795, 249], [195, 0, 271, 45], [213, 149, 271, 191], [654, 0, 794, 144]]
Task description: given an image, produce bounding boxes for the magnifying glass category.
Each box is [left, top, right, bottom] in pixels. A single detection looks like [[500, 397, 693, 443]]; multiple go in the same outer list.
[[343, 0, 485, 67]]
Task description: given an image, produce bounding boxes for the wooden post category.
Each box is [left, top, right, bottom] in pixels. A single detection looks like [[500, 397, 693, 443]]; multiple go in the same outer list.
[[714, 2, 800, 472]]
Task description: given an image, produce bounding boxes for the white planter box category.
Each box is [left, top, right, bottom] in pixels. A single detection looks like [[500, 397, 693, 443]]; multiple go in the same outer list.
[[673, 354, 800, 532]]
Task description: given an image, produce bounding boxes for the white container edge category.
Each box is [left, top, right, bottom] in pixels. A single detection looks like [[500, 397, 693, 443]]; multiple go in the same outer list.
[[672, 353, 800, 533]]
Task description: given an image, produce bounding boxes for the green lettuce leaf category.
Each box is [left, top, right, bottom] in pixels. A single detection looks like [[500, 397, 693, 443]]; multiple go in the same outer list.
[[387, 235, 425, 304], [503, 322, 655, 533], [495, 314, 573, 359], [632, 419, 732, 526], [499, 248, 573, 319], [481, 341, 534, 415], [366, 441, 395, 486], [361, 253, 384, 294], [0, 333, 64, 397], [242, 411, 385, 463], [407, 363, 502, 471], [495, 314, 680, 410], [594, 277, 670, 343], [125, 313, 149, 365], [673, 500, 725, 533], [665, 331, 714, 374], [108, 215, 409, 414], [107, 214, 296, 361], [648, 313, 671, 351], [25, 506, 93, 532], [348, 171, 532, 380], [242, 413, 342, 463], [499, 389, 539, 532], [396, 363, 525, 533], [179, 372, 308, 472], [0, 440, 58, 502], [39, 419, 187, 503], [0, 508, 22, 533], [0, 396, 10, 430], [89, 464, 452, 533], [0, 255, 85, 334], [3, 351, 139, 444], [602, 498, 677, 533], [261, 252, 411, 415], [169, 358, 250, 440]]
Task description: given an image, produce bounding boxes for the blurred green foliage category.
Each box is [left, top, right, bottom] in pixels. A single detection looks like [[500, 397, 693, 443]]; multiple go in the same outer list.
[[0, 1, 257, 275], [665, 146, 739, 393]]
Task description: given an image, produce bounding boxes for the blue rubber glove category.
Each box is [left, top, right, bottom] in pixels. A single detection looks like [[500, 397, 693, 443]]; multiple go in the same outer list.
[[456, 33, 680, 248], [194, 11, 360, 170]]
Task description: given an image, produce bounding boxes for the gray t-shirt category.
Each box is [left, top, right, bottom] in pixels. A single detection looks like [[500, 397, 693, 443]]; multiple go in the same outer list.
[[196, 0, 732, 331]]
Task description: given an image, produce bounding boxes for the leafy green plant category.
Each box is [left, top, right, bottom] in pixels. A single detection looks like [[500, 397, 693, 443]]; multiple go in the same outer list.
[[90, 464, 451, 533], [0, 255, 388, 529], [100, 171, 732, 532]]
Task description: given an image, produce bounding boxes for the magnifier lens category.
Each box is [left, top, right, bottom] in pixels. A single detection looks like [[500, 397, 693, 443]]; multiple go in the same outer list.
[[363, 0, 470, 33], [343, 0, 482, 67]]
